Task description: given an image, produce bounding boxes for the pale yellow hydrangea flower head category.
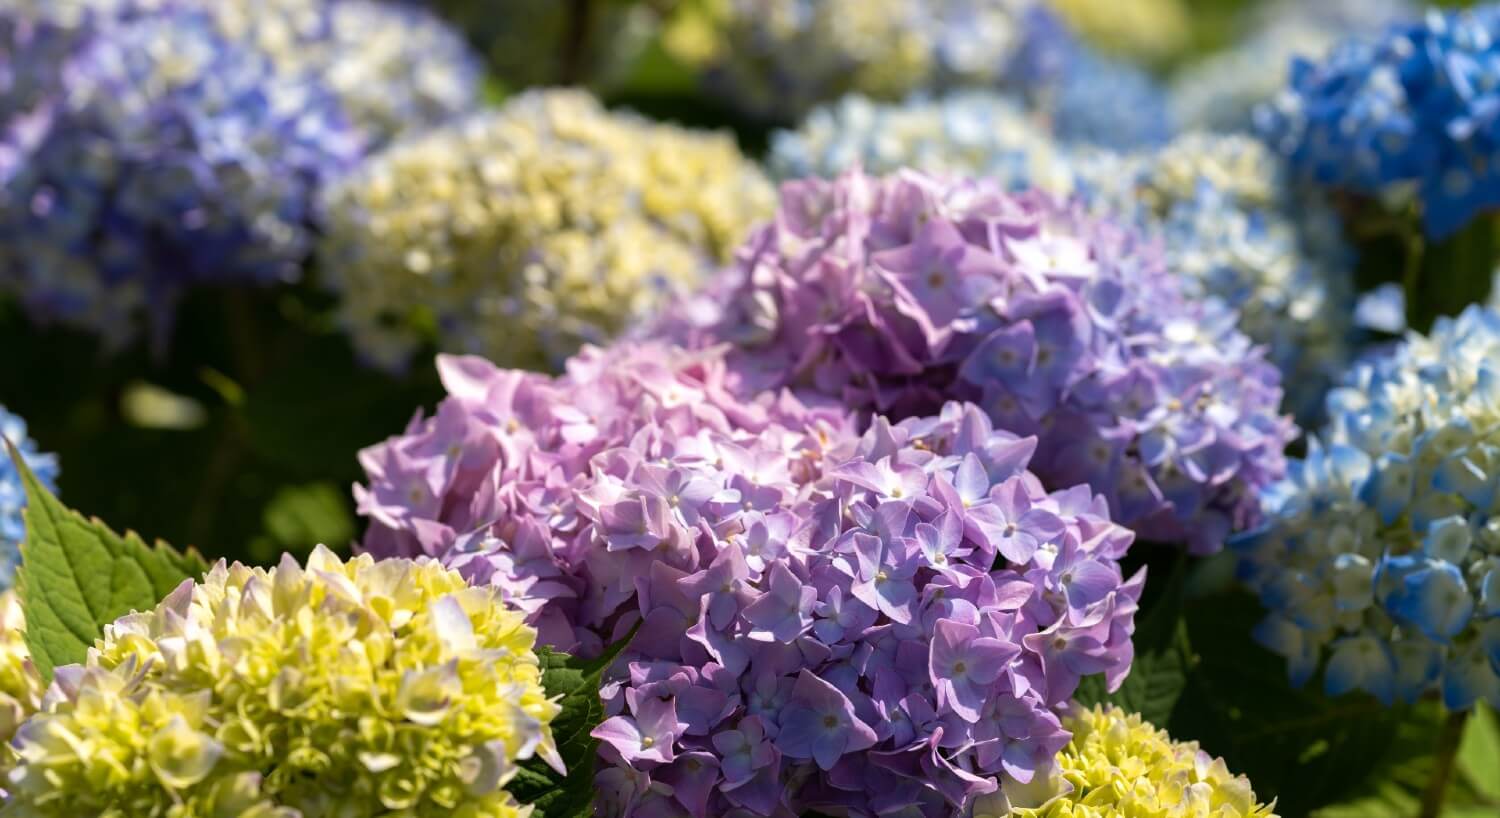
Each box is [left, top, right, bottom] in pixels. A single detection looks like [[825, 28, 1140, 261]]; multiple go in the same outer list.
[[998, 705, 1277, 818], [319, 89, 774, 372], [0, 592, 42, 751], [2, 547, 557, 818]]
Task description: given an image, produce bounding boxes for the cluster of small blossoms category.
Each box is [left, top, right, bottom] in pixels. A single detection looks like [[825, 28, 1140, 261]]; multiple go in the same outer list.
[[4, 547, 559, 817], [1080, 134, 1355, 422], [668, 0, 1049, 121], [1233, 305, 1500, 710], [1258, 3, 1500, 239], [1030, 45, 1174, 151], [0, 406, 58, 589], [0, 7, 363, 348], [425, 0, 660, 91], [665, 169, 1294, 553], [0, 592, 42, 750], [1170, 0, 1415, 133], [202, 0, 482, 146], [1044, 0, 1189, 64], [988, 705, 1278, 818], [768, 93, 1081, 195], [354, 342, 1141, 817], [318, 90, 774, 372]]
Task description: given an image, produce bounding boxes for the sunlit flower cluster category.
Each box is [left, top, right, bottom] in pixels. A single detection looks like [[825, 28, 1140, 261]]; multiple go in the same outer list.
[[1031, 46, 1173, 151], [1170, 0, 1415, 133], [1083, 134, 1355, 421], [356, 341, 1140, 817], [0, 407, 58, 590], [995, 705, 1279, 818], [4, 547, 558, 817], [666, 169, 1294, 553], [206, 0, 483, 145], [0, 8, 363, 348], [1234, 305, 1500, 710], [319, 90, 773, 372], [1258, 3, 1500, 238], [768, 93, 1080, 194], [0, 592, 42, 751], [669, 0, 1050, 121]]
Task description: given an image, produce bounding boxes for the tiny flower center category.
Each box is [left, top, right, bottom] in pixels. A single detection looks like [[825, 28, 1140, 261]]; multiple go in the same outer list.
[[641, 737, 655, 749], [953, 661, 967, 674], [823, 715, 839, 729]]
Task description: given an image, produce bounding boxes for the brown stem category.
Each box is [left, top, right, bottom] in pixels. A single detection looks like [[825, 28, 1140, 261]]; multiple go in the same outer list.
[[1418, 709, 1470, 818], [560, 0, 594, 85]]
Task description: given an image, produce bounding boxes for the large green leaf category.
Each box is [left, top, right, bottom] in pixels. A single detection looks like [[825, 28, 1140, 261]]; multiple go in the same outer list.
[[509, 625, 640, 818], [7, 441, 209, 680], [1076, 553, 1194, 726]]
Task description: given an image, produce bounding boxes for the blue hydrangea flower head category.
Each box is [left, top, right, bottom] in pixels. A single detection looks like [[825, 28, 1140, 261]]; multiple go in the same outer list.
[[768, 93, 1081, 194], [0, 7, 363, 348], [1171, 0, 1415, 133], [1040, 47, 1173, 150], [0, 406, 57, 590], [1235, 304, 1500, 710], [1258, 3, 1500, 238]]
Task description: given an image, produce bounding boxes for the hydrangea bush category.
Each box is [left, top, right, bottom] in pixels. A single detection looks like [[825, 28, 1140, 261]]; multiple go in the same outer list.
[[0, 8, 363, 348], [357, 342, 1141, 816], [1044, 0, 1189, 64], [2, 547, 558, 816], [318, 90, 774, 372], [666, 0, 1051, 121], [662, 169, 1294, 553], [1234, 305, 1500, 710], [1258, 3, 1500, 239], [0, 408, 56, 590], [995, 705, 1279, 818]]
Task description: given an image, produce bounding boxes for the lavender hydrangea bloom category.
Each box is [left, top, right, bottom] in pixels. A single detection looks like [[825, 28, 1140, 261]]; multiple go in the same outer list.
[[1257, 3, 1500, 238], [356, 344, 1142, 816], [663, 170, 1294, 554], [1234, 305, 1500, 711], [0, 9, 362, 347], [0, 406, 57, 589]]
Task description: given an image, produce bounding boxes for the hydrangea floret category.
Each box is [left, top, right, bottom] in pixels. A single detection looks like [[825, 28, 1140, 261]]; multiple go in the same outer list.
[[357, 341, 1142, 817], [318, 90, 774, 372], [0, 8, 363, 348], [0, 407, 57, 589], [1257, 3, 1500, 238], [663, 169, 1294, 553], [1234, 305, 1500, 710], [1080, 134, 1355, 421], [989, 705, 1279, 818], [2, 546, 558, 817]]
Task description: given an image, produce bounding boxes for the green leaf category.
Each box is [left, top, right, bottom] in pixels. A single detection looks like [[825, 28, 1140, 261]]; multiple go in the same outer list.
[[7, 440, 210, 681], [1459, 702, 1500, 804], [1075, 553, 1194, 726], [510, 625, 641, 818]]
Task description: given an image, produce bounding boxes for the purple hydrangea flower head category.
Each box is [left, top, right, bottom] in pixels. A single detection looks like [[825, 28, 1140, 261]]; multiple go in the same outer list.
[[1257, 3, 1500, 238], [662, 169, 1295, 554], [0, 7, 363, 348], [356, 343, 1142, 816], [1234, 305, 1500, 710]]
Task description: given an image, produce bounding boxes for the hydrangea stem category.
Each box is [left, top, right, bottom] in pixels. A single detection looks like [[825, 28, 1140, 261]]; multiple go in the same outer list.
[[1419, 709, 1470, 818], [1406, 216, 1498, 333]]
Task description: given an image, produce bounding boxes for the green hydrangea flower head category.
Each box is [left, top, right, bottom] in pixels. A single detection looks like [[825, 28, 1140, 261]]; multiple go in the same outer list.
[[994, 705, 1278, 818], [2, 546, 558, 818]]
